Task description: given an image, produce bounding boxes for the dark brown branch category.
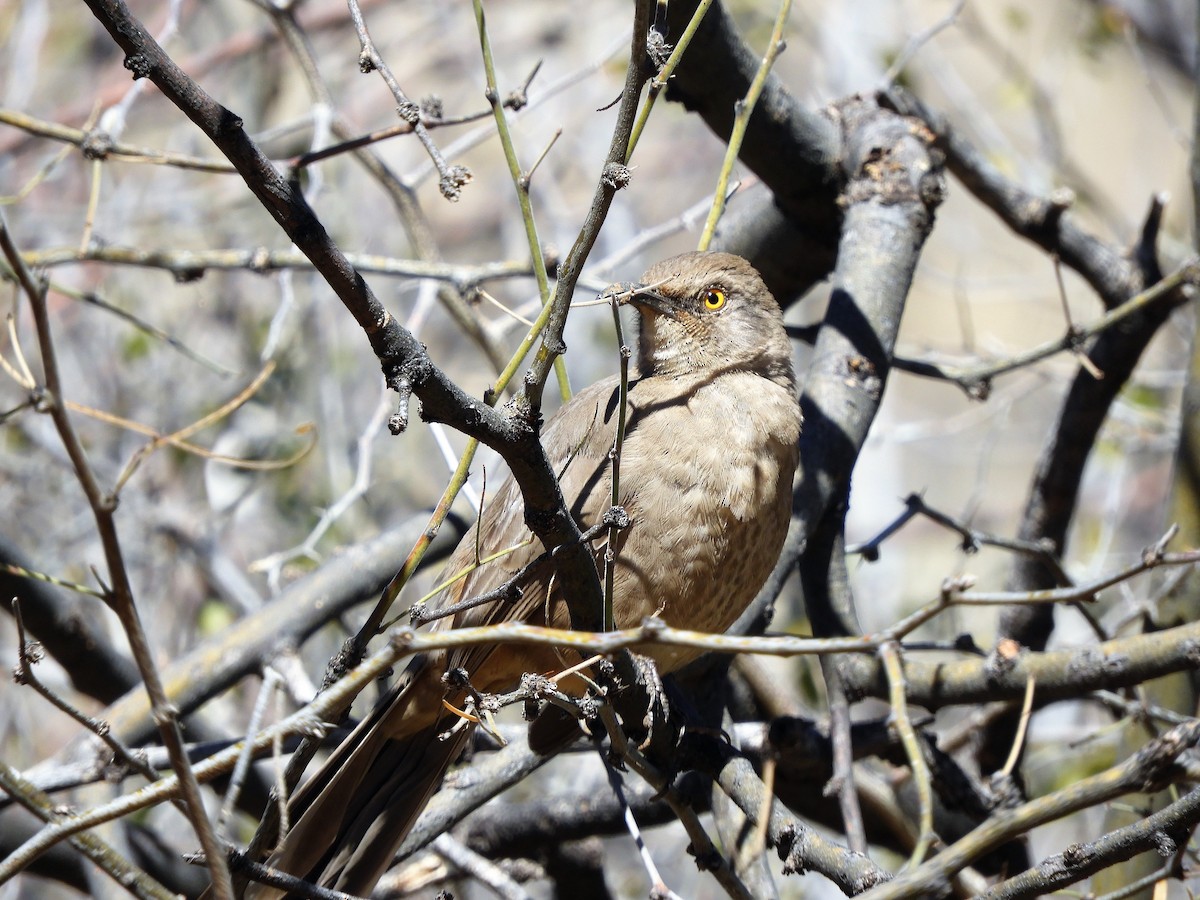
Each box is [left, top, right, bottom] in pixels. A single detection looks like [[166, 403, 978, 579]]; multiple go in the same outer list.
[[77, 2, 594, 625], [880, 85, 1141, 310]]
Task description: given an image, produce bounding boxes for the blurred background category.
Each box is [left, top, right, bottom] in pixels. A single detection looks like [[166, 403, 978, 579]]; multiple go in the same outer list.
[[1, 0, 1196, 896]]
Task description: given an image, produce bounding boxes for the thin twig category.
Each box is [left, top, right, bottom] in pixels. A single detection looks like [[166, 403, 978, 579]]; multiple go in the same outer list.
[[0, 762, 177, 900], [626, 0, 718, 160], [218, 667, 282, 834], [603, 292, 636, 630], [11, 599, 161, 786], [891, 259, 1198, 399], [602, 756, 686, 900], [880, 0, 967, 88], [596, 699, 752, 900], [344, 0, 469, 199], [471, 0, 568, 400], [0, 209, 234, 897], [1000, 675, 1037, 779], [879, 641, 935, 866], [698, 0, 792, 250]]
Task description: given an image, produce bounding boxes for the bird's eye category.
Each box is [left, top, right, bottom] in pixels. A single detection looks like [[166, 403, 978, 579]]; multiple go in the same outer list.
[[702, 289, 726, 310]]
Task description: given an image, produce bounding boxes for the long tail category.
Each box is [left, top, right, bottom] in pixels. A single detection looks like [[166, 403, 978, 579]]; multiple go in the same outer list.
[[247, 676, 468, 898]]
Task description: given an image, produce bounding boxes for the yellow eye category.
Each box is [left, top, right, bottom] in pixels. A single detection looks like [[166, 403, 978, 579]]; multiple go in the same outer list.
[[703, 289, 726, 310]]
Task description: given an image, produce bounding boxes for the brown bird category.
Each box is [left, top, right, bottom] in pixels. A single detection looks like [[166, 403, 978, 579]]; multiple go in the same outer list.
[[251, 251, 802, 897]]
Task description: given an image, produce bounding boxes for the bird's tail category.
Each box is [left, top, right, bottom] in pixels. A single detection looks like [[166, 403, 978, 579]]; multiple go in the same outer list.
[[247, 672, 468, 898]]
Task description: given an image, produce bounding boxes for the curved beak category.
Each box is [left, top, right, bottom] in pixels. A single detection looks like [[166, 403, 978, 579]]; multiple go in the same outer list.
[[622, 284, 679, 319]]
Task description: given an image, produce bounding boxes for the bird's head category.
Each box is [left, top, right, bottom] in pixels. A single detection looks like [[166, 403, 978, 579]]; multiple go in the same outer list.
[[621, 251, 795, 390]]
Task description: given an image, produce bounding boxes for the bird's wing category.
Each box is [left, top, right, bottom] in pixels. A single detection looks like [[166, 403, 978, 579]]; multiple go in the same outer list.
[[416, 376, 624, 685]]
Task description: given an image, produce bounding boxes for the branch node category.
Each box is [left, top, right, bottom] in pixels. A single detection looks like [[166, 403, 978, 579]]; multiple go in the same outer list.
[[602, 505, 631, 530], [1061, 841, 1094, 867], [150, 702, 181, 727], [602, 162, 632, 191], [420, 95, 444, 120], [396, 101, 421, 125], [439, 165, 473, 201], [390, 376, 412, 435], [646, 29, 673, 68], [1153, 829, 1177, 857], [1047, 187, 1075, 213], [389, 628, 417, 650], [122, 53, 151, 80], [80, 130, 113, 160]]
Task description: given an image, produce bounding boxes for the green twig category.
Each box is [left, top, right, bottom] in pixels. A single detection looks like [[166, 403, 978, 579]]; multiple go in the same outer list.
[[626, 0, 717, 162], [880, 641, 936, 867], [473, 0, 570, 402], [698, 0, 793, 250]]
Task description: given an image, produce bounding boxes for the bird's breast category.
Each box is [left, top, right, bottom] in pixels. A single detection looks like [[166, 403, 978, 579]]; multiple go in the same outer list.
[[609, 372, 800, 666]]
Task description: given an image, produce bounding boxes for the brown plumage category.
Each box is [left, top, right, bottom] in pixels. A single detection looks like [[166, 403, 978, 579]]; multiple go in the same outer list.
[[250, 251, 802, 897]]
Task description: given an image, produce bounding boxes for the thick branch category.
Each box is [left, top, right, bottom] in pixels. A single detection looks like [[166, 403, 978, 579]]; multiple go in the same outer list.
[[839, 618, 1200, 709], [663, 0, 842, 294], [795, 96, 944, 638]]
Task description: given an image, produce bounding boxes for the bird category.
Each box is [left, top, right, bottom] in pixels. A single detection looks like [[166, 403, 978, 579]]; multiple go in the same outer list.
[[248, 251, 802, 897]]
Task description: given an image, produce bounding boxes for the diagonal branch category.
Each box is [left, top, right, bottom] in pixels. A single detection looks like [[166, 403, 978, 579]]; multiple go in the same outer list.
[[78, 0, 605, 643]]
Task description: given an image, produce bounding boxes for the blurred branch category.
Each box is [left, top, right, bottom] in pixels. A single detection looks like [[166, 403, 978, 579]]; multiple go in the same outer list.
[[0, 209, 234, 895], [396, 730, 554, 861], [460, 777, 678, 860], [881, 85, 1141, 309], [893, 260, 1200, 399], [2, 734, 326, 809], [18, 244, 532, 284], [92, 513, 461, 747], [432, 833, 534, 900], [249, 382, 391, 584], [1, 608, 454, 877], [290, 109, 495, 171], [0, 763, 176, 900]]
